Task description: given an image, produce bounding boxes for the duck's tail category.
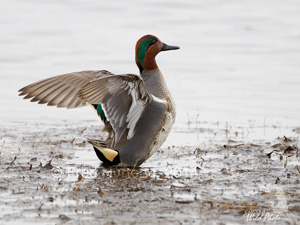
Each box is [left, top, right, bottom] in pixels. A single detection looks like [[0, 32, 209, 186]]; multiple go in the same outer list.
[[87, 139, 120, 165]]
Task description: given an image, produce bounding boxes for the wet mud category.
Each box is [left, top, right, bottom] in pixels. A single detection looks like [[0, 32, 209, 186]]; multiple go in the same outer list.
[[0, 120, 299, 225]]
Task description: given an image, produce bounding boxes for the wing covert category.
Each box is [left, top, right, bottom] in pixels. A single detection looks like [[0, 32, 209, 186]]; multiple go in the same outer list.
[[79, 74, 152, 144]]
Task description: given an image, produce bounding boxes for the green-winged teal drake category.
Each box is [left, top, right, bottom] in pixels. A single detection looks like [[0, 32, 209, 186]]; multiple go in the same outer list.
[[18, 34, 179, 167]]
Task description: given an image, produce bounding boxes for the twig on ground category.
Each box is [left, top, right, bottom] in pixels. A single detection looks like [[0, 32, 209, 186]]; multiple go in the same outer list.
[[74, 172, 85, 192], [0, 140, 5, 157]]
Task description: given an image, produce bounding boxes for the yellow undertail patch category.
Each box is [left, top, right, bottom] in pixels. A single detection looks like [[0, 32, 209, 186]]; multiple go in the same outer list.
[[96, 147, 118, 162]]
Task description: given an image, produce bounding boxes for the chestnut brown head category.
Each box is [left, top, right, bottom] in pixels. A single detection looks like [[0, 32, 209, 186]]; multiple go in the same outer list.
[[135, 34, 179, 73]]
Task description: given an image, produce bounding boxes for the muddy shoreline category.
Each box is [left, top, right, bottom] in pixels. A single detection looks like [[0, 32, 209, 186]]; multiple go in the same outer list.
[[0, 120, 299, 224]]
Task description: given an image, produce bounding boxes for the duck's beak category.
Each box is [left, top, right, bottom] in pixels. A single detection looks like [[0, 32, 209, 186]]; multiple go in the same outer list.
[[161, 43, 180, 51]]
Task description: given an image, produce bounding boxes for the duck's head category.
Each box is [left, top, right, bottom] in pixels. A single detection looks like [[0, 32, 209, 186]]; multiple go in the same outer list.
[[135, 34, 179, 73]]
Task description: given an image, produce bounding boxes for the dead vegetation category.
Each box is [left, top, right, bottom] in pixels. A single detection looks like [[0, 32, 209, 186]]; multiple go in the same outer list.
[[0, 121, 299, 224]]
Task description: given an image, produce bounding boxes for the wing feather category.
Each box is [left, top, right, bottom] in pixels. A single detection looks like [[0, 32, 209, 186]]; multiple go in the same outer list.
[[19, 70, 114, 109], [19, 70, 154, 145], [79, 74, 152, 145]]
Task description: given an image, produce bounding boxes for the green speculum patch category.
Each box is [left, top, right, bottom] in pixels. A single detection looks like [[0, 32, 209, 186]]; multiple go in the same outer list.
[[97, 104, 106, 122], [137, 37, 154, 65], [93, 104, 106, 122]]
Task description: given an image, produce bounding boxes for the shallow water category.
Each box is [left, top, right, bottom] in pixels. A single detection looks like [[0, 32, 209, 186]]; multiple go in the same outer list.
[[1, 0, 300, 126], [1, 0, 300, 224]]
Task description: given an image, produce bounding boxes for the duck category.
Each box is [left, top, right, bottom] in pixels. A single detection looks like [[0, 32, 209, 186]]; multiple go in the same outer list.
[[18, 34, 180, 167]]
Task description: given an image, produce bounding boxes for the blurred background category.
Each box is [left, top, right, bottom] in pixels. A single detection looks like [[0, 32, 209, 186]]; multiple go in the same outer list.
[[1, 0, 300, 136], [1, 2, 300, 223]]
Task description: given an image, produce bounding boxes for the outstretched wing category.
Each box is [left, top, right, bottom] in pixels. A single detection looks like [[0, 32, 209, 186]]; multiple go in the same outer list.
[[78, 74, 152, 145], [18, 70, 114, 108]]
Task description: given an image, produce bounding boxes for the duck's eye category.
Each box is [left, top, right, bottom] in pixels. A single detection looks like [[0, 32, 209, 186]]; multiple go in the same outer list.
[[148, 38, 157, 48]]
